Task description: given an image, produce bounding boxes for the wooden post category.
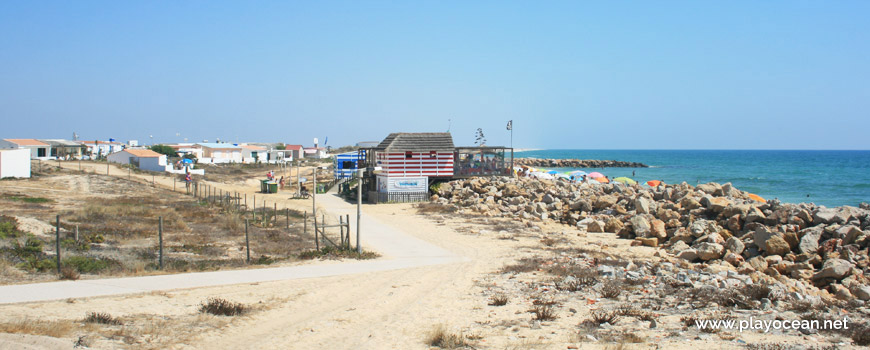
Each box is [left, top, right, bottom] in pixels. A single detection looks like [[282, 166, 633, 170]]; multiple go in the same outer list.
[[173, 178, 176, 191], [303, 211, 307, 236], [273, 203, 277, 225], [158, 216, 164, 269], [128, 167, 131, 179], [245, 219, 251, 263], [313, 213, 319, 250], [339, 216, 344, 248], [286, 208, 290, 229], [152, 174, 155, 186], [55, 215, 61, 275], [346, 214, 351, 249]]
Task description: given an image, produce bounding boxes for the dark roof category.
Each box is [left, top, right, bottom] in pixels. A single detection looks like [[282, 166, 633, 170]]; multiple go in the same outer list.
[[375, 133, 455, 151]]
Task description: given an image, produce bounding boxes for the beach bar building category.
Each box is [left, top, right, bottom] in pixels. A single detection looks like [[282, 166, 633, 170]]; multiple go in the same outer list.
[[359, 132, 513, 203], [0, 149, 31, 178]]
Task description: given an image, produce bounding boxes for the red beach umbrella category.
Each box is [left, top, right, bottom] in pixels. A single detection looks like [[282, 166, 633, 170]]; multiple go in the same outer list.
[[647, 180, 662, 187]]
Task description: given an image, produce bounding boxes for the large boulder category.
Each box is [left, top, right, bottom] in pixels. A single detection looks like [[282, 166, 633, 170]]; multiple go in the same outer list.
[[587, 220, 606, 233], [836, 225, 863, 244], [629, 216, 652, 237], [814, 207, 851, 225], [604, 218, 624, 233], [635, 197, 652, 214], [798, 226, 823, 254], [753, 226, 780, 251], [696, 183, 720, 195], [594, 195, 619, 210], [677, 249, 700, 262], [696, 242, 725, 261], [689, 220, 719, 238], [725, 236, 745, 255], [813, 258, 853, 280], [765, 236, 791, 256], [650, 219, 667, 239]]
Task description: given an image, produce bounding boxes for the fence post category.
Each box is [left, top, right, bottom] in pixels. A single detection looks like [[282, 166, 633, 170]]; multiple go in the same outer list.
[[346, 214, 351, 249], [339, 216, 344, 248], [313, 213, 319, 250], [173, 178, 176, 192], [286, 208, 289, 229], [273, 203, 277, 225], [55, 215, 61, 275], [245, 219, 251, 263], [159, 216, 164, 269], [304, 211, 307, 236]]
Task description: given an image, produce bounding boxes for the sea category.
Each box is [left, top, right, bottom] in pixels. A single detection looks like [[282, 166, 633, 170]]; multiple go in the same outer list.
[[514, 150, 870, 208]]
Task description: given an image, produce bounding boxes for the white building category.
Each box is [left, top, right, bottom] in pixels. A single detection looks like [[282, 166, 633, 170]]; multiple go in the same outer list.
[[197, 143, 242, 164], [0, 149, 31, 178], [0, 139, 52, 160], [240, 145, 268, 163], [107, 149, 168, 172], [303, 147, 330, 159], [77, 140, 125, 159]]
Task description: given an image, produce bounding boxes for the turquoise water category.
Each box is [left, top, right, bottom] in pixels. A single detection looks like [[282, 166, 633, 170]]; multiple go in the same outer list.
[[515, 150, 870, 208]]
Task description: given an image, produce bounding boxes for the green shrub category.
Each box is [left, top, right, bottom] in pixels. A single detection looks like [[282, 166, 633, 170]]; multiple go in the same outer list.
[[149, 144, 178, 158], [62, 256, 113, 273], [61, 238, 90, 252], [0, 217, 21, 239]]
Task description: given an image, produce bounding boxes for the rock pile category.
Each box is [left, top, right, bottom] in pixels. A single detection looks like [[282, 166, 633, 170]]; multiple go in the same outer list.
[[431, 176, 870, 301], [514, 158, 648, 168]]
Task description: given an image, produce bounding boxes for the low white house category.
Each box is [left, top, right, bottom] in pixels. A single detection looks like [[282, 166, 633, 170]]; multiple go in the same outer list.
[[303, 147, 330, 159], [240, 145, 268, 163], [198, 143, 242, 164], [107, 149, 168, 172], [78, 140, 125, 159], [0, 139, 52, 160], [0, 149, 31, 178]]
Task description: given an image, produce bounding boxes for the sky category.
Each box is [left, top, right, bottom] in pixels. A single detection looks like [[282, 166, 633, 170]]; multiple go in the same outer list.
[[1, 1, 868, 150]]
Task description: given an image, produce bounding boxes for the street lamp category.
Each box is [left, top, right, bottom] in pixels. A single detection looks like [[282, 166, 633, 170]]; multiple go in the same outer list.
[[357, 166, 381, 253]]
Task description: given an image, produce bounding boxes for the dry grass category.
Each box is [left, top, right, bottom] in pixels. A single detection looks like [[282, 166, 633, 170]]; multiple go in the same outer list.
[[60, 266, 80, 280], [489, 293, 510, 306], [426, 324, 471, 349], [199, 297, 248, 316], [599, 279, 623, 299], [84, 312, 123, 325], [0, 318, 76, 338], [530, 298, 559, 321], [589, 309, 620, 326]]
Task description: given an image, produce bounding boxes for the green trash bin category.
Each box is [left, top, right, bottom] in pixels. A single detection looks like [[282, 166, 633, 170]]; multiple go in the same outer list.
[[317, 184, 325, 194], [260, 180, 269, 193], [267, 182, 278, 194]]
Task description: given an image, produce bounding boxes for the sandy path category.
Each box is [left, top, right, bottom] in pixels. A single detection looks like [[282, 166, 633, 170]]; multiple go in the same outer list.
[[1, 161, 516, 349]]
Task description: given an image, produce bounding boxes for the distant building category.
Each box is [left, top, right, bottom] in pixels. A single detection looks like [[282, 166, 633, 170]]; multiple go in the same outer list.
[[77, 140, 125, 159], [334, 151, 365, 179], [107, 149, 168, 172], [0, 139, 52, 160], [0, 149, 31, 178], [197, 143, 242, 164], [303, 147, 329, 159], [168, 143, 203, 159], [40, 139, 85, 159], [283, 145, 304, 160], [240, 145, 268, 163]]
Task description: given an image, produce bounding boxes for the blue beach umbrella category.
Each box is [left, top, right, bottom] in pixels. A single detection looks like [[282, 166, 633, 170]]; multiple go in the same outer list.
[[547, 170, 559, 175]]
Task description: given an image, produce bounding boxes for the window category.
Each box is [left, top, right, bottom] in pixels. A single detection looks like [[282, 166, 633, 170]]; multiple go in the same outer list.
[[430, 151, 437, 158], [37, 148, 46, 157], [405, 151, 413, 159], [342, 161, 355, 169]]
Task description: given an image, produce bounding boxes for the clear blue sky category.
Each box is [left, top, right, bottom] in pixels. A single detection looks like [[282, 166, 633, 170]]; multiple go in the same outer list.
[[1, 1, 868, 149]]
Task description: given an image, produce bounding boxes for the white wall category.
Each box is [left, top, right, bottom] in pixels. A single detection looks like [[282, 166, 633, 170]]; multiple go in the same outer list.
[[107, 151, 133, 165], [139, 156, 168, 172], [0, 149, 31, 178]]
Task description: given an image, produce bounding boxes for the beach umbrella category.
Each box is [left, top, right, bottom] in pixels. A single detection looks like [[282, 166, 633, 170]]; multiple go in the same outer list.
[[646, 180, 662, 187], [748, 193, 766, 202], [613, 177, 637, 185], [547, 170, 559, 175], [569, 170, 587, 177], [588, 172, 604, 178], [593, 176, 609, 183]]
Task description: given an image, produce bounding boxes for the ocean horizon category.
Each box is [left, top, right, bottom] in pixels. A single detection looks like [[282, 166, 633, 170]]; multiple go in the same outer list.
[[514, 149, 870, 208]]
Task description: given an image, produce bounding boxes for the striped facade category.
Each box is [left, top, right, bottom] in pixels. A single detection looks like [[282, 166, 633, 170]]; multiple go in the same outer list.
[[334, 151, 364, 179], [376, 151, 454, 177]]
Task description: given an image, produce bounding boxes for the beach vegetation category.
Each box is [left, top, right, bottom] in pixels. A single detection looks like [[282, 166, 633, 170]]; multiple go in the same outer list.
[[426, 324, 471, 349], [83, 312, 123, 325], [199, 297, 247, 316]]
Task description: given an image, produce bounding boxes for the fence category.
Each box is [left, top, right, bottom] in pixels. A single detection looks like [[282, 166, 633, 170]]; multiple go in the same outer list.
[[368, 191, 430, 204]]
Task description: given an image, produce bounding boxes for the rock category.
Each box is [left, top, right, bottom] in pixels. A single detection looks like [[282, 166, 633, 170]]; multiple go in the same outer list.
[[814, 207, 851, 225], [812, 258, 853, 280], [594, 195, 618, 210], [831, 284, 853, 300], [837, 225, 863, 244], [696, 183, 720, 195], [542, 194, 555, 204], [753, 226, 779, 251], [724, 252, 744, 266], [677, 249, 700, 262], [636, 237, 658, 247], [745, 207, 766, 224], [708, 197, 732, 213], [782, 231, 799, 250], [791, 269, 814, 280], [798, 226, 823, 254], [650, 219, 667, 239], [587, 220, 605, 233], [690, 220, 718, 237], [635, 197, 652, 214], [629, 216, 651, 237], [696, 243, 725, 261], [851, 285, 870, 301], [765, 236, 791, 256], [748, 256, 768, 272], [725, 237, 745, 255], [727, 214, 742, 231], [669, 240, 691, 254], [604, 218, 623, 233]]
